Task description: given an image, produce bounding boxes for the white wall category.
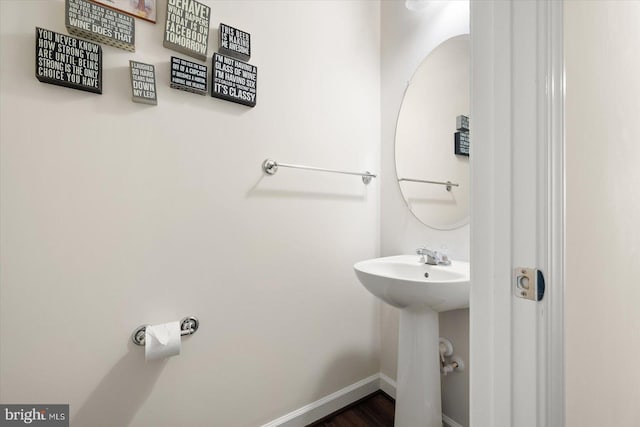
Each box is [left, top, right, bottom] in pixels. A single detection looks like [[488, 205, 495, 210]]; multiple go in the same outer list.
[[565, 1, 640, 426], [380, 1, 469, 422], [0, 1, 381, 426]]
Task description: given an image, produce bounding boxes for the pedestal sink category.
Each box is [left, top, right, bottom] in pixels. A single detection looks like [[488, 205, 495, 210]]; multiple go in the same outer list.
[[354, 255, 470, 427]]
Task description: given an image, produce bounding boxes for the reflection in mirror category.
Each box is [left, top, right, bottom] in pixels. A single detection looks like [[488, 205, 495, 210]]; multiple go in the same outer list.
[[395, 34, 470, 230]]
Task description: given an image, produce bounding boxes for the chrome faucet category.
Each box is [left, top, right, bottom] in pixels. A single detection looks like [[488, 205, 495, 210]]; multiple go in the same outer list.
[[416, 247, 451, 266]]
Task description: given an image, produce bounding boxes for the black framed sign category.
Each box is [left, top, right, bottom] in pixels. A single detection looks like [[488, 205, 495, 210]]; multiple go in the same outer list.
[[170, 56, 208, 95], [164, 0, 211, 61], [211, 53, 257, 107], [130, 61, 157, 105], [454, 115, 470, 156], [219, 23, 250, 61], [66, 0, 135, 52], [35, 27, 102, 94], [454, 131, 470, 156]]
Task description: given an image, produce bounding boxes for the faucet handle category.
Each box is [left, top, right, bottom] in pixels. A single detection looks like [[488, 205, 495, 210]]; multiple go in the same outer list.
[[436, 251, 451, 266], [416, 246, 428, 263]]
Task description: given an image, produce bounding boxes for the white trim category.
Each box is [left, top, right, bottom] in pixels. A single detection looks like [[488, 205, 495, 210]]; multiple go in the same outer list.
[[543, 1, 565, 425], [379, 372, 397, 399], [469, 1, 513, 425], [260, 374, 380, 427], [261, 373, 465, 427], [471, 1, 564, 426]]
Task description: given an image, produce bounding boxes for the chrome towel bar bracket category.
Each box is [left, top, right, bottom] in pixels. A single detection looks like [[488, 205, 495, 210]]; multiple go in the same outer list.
[[131, 316, 199, 346], [262, 158, 376, 185]]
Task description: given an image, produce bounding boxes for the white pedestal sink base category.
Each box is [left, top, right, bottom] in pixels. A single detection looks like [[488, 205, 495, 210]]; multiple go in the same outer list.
[[395, 306, 442, 427], [353, 255, 470, 426]]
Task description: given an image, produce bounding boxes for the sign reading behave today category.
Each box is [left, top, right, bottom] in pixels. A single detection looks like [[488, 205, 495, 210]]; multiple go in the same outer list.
[[163, 0, 211, 61]]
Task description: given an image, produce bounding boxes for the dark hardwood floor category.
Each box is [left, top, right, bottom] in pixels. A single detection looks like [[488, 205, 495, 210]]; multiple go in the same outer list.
[[307, 391, 395, 427]]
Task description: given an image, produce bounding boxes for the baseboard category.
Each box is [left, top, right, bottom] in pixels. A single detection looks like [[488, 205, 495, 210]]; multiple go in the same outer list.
[[260, 374, 381, 427], [378, 372, 397, 399], [261, 372, 464, 427]]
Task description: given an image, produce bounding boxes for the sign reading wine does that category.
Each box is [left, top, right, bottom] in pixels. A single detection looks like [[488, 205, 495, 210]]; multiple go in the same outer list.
[[219, 23, 250, 61], [164, 0, 210, 61], [170, 56, 208, 95], [66, 0, 135, 52], [129, 61, 157, 105], [35, 27, 102, 94], [211, 53, 256, 107]]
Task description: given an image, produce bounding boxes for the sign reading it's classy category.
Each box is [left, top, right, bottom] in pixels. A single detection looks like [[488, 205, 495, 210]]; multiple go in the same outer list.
[[211, 53, 257, 107], [66, 0, 135, 52], [164, 0, 210, 61], [35, 27, 102, 94]]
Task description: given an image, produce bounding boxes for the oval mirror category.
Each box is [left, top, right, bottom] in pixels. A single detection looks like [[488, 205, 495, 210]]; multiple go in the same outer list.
[[395, 35, 470, 230]]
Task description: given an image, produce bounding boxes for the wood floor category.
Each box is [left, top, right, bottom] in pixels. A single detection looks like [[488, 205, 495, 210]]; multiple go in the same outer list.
[[307, 391, 395, 427]]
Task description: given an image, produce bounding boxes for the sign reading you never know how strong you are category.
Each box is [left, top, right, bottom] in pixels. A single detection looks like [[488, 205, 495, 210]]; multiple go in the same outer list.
[[211, 53, 257, 107], [66, 0, 135, 52], [170, 56, 208, 95], [35, 27, 102, 94], [164, 0, 210, 61], [130, 61, 157, 105]]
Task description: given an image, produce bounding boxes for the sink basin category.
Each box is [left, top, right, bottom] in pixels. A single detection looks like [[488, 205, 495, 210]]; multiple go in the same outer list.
[[354, 255, 470, 311], [353, 254, 470, 427]]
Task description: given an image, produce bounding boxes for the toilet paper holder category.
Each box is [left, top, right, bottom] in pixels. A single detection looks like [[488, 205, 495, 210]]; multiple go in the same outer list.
[[131, 316, 199, 346]]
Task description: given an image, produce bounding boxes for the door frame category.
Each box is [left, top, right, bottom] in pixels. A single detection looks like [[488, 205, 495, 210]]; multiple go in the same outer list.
[[469, 1, 564, 426]]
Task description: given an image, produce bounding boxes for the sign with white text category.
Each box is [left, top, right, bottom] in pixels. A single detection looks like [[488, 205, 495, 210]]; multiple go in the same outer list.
[[164, 0, 210, 61], [211, 53, 256, 107], [90, 0, 157, 24], [130, 61, 157, 104], [170, 56, 208, 95], [66, 0, 135, 52], [35, 27, 102, 94], [219, 23, 250, 61], [454, 115, 470, 156]]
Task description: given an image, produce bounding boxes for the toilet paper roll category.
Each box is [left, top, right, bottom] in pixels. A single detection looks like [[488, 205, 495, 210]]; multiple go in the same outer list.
[[145, 321, 181, 361]]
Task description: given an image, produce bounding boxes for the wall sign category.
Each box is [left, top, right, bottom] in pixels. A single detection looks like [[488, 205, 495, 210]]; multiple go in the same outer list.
[[164, 0, 211, 61], [454, 115, 470, 156], [456, 114, 469, 132], [219, 23, 250, 61], [130, 61, 157, 105], [211, 53, 257, 107], [170, 56, 208, 95], [90, 0, 157, 24], [66, 0, 135, 52], [35, 27, 102, 94]]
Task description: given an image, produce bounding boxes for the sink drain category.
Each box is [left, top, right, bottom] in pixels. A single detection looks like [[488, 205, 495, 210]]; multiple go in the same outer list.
[[424, 272, 429, 278]]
